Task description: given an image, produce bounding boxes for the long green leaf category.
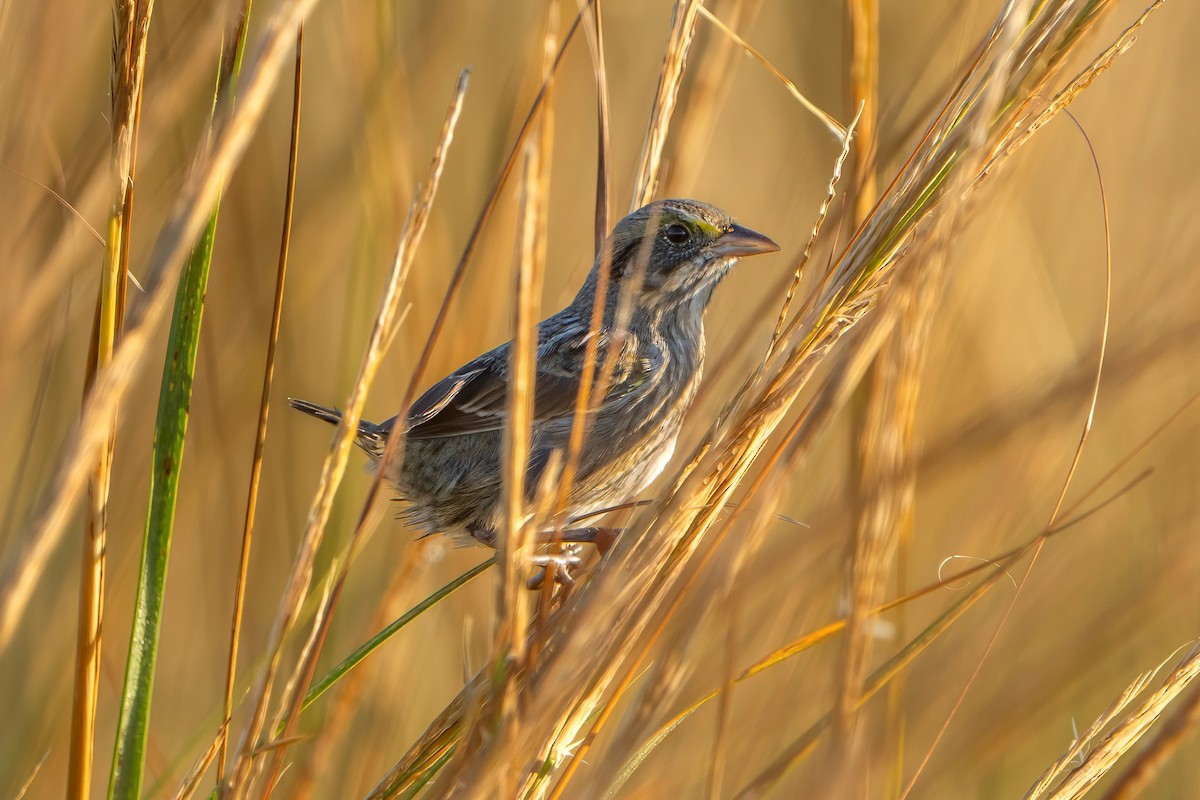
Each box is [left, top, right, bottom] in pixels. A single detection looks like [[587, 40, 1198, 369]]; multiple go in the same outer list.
[[297, 556, 495, 720], [108, 208, 219, 799]]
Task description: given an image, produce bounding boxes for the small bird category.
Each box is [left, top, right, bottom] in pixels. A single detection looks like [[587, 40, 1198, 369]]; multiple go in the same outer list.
[[290, 199, 778, 562]]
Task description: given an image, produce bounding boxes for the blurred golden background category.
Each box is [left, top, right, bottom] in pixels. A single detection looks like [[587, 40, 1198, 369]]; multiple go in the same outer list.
[[1, 0, 1197, 797]]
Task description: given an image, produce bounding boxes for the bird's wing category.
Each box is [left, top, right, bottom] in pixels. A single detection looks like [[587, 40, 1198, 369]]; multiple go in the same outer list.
[[404, 330, 645, 440]]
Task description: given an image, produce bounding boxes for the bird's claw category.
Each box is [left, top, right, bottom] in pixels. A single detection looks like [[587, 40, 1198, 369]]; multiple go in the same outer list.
[[526, 545, 585, 590]]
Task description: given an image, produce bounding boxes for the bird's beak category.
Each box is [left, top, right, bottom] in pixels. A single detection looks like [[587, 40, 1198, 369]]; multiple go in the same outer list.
[[709, 223, 780, 258]]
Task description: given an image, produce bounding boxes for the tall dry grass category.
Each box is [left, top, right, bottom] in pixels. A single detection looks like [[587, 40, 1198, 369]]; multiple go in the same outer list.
[[1, 1, 1198, 798]]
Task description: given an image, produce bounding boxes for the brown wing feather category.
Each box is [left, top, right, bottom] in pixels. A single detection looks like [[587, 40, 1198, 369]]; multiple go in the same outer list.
[[402, 326, 648, 441], [404, 356, 585, 440]]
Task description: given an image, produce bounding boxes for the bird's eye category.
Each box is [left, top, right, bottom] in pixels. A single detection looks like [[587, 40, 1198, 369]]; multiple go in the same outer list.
[[663, 223, 691, 244]]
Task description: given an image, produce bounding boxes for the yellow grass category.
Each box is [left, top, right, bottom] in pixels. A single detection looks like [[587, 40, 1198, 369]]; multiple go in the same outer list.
[[1, 1, 1198, 798]]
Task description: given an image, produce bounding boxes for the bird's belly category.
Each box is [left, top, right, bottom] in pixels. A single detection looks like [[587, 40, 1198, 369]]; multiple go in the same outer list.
[[565, 424, 680, 522]]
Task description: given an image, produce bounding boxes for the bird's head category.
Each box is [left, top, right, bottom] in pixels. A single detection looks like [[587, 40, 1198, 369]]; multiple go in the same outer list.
[[576, 199, 780, 317]]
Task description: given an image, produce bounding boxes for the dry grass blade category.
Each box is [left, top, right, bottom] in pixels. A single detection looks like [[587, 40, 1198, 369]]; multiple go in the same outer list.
[[13, 750, 51, 800], [480, 21, 557, 769], [765, 102, 860, 359], [1102, 683, 1200, 800], [172, 730, 225, 800], [219, 19, 302, 786], [398, 6, 586, 415], [576, 0, 610, 252], [222, 68, 468, 796], [629, 0, 702, 209], [695, 4, 846, 142], [0, 0, 321, 651], [259, 571, 336, 797], [1025, 645, 1200, 800], [69, 1, 155, 795]]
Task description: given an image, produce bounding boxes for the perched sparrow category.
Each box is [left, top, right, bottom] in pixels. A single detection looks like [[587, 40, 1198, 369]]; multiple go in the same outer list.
[[291, 199, 778, 556]]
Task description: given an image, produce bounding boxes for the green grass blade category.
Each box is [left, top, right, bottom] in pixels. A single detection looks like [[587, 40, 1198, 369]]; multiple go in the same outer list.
[[296, 556, 495, 720], [107, 11, 257, 796], [107, 204, 220, 800]]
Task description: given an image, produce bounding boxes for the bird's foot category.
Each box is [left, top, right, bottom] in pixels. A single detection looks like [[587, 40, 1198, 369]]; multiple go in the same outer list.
[[526, 544, 585, 590]]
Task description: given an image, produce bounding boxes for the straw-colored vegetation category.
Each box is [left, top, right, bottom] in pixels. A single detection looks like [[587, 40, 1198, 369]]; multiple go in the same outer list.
[[0, 1, 1197, 798]]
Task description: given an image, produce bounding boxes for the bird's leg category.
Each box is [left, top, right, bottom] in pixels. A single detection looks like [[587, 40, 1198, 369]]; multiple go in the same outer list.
[[543, 526, 622, 555], [521, 528, 623, 590]]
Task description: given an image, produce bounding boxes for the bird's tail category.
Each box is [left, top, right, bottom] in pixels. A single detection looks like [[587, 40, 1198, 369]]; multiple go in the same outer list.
[[288, 398, 388, 459]]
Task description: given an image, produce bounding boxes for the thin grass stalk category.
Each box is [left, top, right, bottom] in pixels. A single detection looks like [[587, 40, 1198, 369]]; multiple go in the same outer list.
[[14, 751, 51, 800], [847, 0, 879, 222], [629, 0, 700, 209], [0, 0, 321, 652], [668, 0, 761, 194], [219, 11, 294, 786], [222, 70, 467, 795], [490, 138, 546, 798], [258, 576, 336, 799], [399, 5, 586, 415], [694, 4, 846, 141], [576, 0, 610, 253], [455, 15, 559, 773], [836, 0, 911, 789], [508, 0, 554, 657], [68, 2, 154, 796]]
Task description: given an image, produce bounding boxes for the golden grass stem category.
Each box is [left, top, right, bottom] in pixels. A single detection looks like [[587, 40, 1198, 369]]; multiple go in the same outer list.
[[219, 18, 301, 787], [835, 0, 898, 789], [848, 0, 879, 218], [577, 0, 610, 254], [522, 0, 557, 641], [629, 0, 701, 210], [68, 1, 154, 796], [490, 133, 546, 797]]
